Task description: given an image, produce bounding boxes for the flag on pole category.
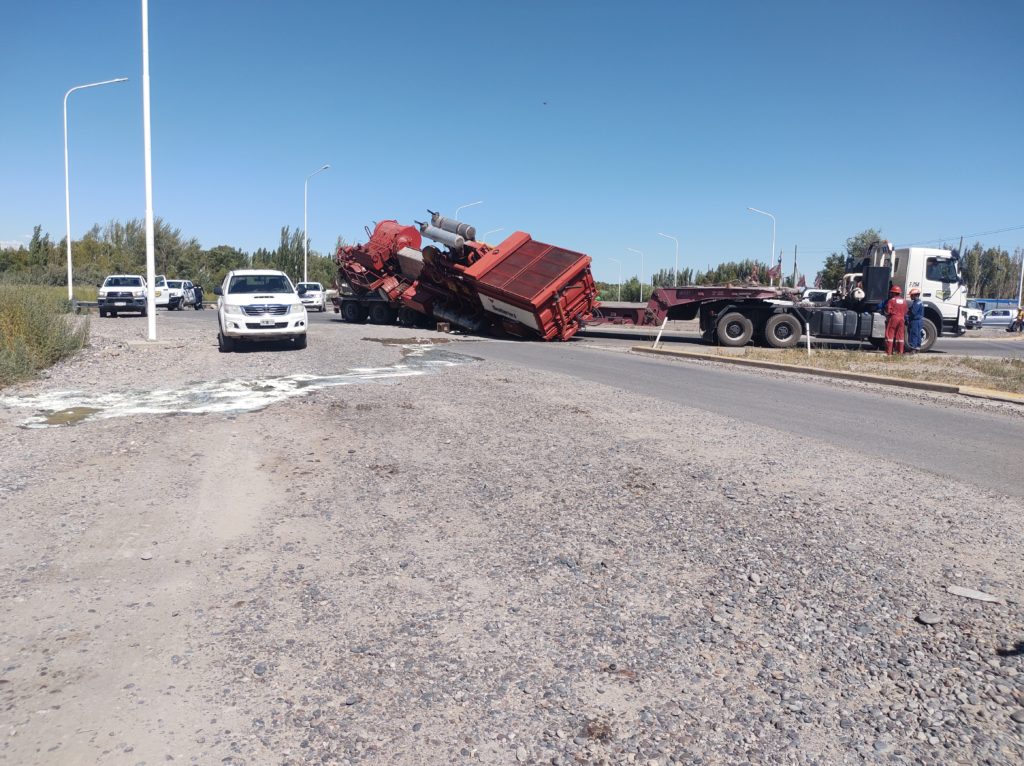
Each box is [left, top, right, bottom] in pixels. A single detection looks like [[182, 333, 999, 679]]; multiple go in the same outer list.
[[768, 263, 782, 280], [814, 274, 822, 288], [798, 274, 806, 288]]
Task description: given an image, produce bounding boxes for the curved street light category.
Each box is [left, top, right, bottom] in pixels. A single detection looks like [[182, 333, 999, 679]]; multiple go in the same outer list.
[[304, 164, 331, 282], [747, 207, 776, 285], [627, 247, 645, 302], [64, 76, 129, 300], [608, 257, 622, 301], [454, 200, 482, 221], [658, 232, 680, 287]]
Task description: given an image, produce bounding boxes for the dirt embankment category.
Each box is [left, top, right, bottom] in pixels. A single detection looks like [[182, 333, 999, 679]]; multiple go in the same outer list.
[[1, 318, 1022, 765]]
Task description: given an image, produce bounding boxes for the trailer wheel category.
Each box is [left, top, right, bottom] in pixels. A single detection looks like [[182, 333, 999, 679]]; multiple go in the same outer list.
[[341, 300, 367, 323], [918, 318, 938, 352], [369, 303, 395, 324], [764, 314, 802, 349], [716, 312, 753, 347], [397, 307, 419, 327]]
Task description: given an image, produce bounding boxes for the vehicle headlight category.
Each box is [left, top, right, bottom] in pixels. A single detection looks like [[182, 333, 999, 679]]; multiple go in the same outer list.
[[223, 304, 245, 316], [133, 290, 146, 298]]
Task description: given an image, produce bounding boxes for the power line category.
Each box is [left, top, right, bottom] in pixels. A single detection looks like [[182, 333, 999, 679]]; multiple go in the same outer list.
[[899, 224, 1024, 248]]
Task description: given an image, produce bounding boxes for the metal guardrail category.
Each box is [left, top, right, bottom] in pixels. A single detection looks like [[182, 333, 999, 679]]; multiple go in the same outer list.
[[72, 299, 215, 313]]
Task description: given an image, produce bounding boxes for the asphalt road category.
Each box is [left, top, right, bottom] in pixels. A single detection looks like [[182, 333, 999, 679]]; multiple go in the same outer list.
[[156, 308, 1023, 496]]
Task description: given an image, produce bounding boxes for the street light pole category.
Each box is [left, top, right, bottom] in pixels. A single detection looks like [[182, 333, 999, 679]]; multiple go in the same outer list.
[[63, 76, 128, 300], [608, 257, 622, 301], [747, 207, 776, 286], [304, 164, 330, 282], [658, 232, 679, 287], [627, 247, 645, 302], [454, 200, 483, 221]]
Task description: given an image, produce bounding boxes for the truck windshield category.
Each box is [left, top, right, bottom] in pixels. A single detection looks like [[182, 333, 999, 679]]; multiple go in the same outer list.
[[228, 275, 293, 294], [926, 258, 960, 283]]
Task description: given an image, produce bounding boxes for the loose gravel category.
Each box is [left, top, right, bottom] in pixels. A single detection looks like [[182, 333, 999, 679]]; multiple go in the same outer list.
[[1, 314, 1022, 765]]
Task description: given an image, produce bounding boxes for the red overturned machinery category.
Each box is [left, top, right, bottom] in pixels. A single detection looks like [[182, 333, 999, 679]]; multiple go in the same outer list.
[[334, 212, 598, 341]]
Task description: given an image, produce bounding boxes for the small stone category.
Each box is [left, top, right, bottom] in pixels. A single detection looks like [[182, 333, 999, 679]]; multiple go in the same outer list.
[[947, 585, 1003, 604], [916, 612, 942, 626], [1011, 709, 1024, 724], [344, 695, 361, 706], [873, 738, 891, 753], [515, 746, 527, 762], [253, 663, 267, 676], [140, 551, 153, 561]]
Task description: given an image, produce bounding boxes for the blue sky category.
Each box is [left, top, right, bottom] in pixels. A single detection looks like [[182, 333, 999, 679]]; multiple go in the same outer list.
[[2, 0, 1022, 284]]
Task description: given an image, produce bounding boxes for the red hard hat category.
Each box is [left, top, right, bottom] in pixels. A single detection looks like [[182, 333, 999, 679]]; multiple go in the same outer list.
[[909, 287, 921, 296], [890, 285, 902, 295]]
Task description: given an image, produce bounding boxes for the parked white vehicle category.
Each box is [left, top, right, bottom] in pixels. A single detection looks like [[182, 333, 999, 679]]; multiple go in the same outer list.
[[214, 269, 308, 351], [296, 281, 327, 312], [154, 274, 171, 309], [165, 279, 196, 310], [97, 274, 148, 317]]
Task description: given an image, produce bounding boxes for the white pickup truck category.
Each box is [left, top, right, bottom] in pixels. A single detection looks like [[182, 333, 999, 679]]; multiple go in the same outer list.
[[154, 275, 195, 310]]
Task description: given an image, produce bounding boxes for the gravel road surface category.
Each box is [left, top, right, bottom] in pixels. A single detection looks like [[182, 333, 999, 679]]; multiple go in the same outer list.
[[1, 314, 1022, 765]]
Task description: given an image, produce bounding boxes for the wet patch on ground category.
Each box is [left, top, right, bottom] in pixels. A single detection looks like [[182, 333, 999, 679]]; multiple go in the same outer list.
[[0, 345, 476, 428]]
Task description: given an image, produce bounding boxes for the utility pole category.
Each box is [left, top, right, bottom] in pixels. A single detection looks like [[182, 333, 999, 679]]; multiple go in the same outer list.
[[792, 245, 798, 288]]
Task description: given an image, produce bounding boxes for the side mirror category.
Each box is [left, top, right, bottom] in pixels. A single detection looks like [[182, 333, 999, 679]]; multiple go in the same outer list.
[[297, 286, 307, 295], [213, 286, 223, 296]]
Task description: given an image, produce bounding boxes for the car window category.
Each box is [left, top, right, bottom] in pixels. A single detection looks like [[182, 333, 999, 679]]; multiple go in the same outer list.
[[298, 283, 321, 291], [926, 258, 959, 283], [228, 275, 293, 294], [168, 281, 182, 288], [105, 277, 143, 287]]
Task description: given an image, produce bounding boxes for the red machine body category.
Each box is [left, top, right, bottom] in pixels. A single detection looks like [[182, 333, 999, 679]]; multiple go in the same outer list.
[[335, 215, 598, 341]]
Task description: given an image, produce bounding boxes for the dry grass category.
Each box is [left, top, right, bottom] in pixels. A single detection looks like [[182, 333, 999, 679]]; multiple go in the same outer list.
[[715, 347, 1024, 394], [0, 286, 90, 388]]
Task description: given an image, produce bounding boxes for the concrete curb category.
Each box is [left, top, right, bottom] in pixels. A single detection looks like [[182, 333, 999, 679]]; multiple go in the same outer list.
[[630, 345, 1024, 404]]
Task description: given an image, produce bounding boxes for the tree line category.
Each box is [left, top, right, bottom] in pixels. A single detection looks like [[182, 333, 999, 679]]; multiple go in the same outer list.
[[0, 219, 343, 291]]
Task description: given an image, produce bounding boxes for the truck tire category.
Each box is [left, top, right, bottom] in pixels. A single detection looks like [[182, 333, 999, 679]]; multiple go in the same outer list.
[[764, 314, 802, 349], [294, 333, 308, 350], [369, 303, 395, 325], [716, 312, 753, 347], [341, 300, 368, 323], [397, 307, 417, 327], [918, 318, 938, 352]]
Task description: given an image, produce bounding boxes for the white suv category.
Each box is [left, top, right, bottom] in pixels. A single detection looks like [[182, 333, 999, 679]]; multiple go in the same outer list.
[[296, 282, 327, 312], [214, 269, 308, 352], [97, 274, 148, 317]]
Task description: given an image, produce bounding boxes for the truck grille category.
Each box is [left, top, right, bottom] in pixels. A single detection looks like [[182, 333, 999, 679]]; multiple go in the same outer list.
[[106, 291, 135, 298], [241, 304, 288, 316], [245, 322, 289, 329]]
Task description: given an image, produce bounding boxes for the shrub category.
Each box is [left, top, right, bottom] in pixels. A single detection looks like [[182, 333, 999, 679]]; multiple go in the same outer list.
[[0, 286, 89, 387]]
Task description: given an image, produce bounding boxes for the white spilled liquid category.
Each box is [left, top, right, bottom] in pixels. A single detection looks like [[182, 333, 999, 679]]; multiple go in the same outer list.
[[1, 345, 476, 428]]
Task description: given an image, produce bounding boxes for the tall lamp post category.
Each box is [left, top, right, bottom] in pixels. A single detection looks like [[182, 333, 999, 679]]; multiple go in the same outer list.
[[64, 76, 128, 300], [608, 257, 622, 301], [304, 164, 330, 282], [454, 200, 483, 221], [627, 247, 645, 302], [658, 232, 679, 287], [747, 207, 776, 285]]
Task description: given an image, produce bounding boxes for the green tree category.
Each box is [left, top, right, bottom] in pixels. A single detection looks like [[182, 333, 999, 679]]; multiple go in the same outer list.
[[815, 228, 884, 289]]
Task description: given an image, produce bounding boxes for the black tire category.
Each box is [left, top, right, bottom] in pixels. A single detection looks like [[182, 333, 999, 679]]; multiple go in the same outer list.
[[368, 303, 394, 325], [110, 310, 118, 318], [99, 309, 107, 318], [140, 305, 147, 317], [918, 318, 938, 353], [716, 311, 754, 347], [397, 307, 419, 327], [341, 300, 367, 323], [764, 313, 802, 349], [294, 333, 308, 350], [218, 331, 235, 353]]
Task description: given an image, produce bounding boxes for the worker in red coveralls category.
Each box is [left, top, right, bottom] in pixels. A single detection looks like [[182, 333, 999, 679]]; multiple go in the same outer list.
[[882, 285, 909, 355]]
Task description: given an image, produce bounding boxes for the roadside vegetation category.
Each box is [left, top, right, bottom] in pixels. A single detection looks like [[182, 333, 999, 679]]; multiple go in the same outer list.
[[0, 285, 89, 388], [727, 347, 1024, 394]]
